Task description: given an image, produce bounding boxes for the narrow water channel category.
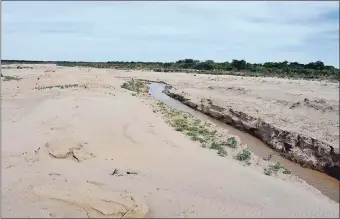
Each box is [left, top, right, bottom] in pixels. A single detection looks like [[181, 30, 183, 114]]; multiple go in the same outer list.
[[148, 83, 339, 203]]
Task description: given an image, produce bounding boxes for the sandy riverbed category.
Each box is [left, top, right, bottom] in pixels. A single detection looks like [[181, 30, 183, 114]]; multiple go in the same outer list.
[[1, 65, 339, 218], [112, 69, 340, 177]]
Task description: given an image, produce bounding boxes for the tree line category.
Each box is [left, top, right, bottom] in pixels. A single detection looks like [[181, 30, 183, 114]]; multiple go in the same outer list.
[[2, 59, 339, 81]]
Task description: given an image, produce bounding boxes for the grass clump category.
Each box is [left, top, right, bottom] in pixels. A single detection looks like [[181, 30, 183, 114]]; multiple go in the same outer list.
[[272, 162, 285, 171], [35, 84, 79, 90], [225, 136, 238, 148], [236, 149, 251, 164], [120, 79, 148, 93], [264, 162, 292, 176], [282, 168, 292, 174], [236, 149, 252, 166], [156, 101, 227, 157], [2, 75, 22, 81], [264, 168, 273, 176]]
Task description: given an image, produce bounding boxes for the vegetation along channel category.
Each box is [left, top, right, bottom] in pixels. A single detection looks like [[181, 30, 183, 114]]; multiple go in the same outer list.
[[148, 82, 339, 203]]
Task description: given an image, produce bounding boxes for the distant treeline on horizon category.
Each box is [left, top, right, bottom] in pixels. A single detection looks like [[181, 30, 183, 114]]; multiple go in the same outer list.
[[2, 59, 339, 80]]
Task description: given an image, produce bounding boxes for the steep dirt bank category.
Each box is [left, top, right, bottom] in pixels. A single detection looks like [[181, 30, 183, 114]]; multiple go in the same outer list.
[[164, 86, 340, 179]]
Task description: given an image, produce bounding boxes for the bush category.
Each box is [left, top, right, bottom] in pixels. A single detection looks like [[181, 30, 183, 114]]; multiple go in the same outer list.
[[236, 149, 251, 161], [226, 137, 237, 148]]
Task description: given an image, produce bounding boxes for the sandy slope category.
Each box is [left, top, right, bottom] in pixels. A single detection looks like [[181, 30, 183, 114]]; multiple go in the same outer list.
[[1, 65, 339, 218]]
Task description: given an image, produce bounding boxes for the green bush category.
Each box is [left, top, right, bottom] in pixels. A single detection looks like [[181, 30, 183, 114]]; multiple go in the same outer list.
[[236, 149, 251, 161], [226, 137, 238, 148]]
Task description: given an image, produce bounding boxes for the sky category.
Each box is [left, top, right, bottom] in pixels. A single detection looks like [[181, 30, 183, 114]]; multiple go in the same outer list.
[[2, 1, 339, 67]]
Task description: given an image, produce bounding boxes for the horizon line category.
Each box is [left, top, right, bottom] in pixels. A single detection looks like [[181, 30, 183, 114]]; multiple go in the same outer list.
[[2, 59, 339, 67]]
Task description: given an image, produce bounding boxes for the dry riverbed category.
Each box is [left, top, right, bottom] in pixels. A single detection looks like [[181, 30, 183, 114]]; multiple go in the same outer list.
[[1, 64, 339, 218]]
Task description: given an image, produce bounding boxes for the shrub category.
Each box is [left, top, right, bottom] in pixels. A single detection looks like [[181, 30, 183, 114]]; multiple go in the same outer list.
[[226, 136, 237, 148], [282, 167, 292, 174], [236, 149, 251, 161]]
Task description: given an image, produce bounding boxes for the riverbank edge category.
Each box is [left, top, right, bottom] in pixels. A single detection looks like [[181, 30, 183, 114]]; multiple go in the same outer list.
[[159, 84, 340, 180]]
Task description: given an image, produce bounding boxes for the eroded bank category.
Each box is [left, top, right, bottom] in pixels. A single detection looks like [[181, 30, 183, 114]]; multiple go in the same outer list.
[[148, 82, 339, 202]]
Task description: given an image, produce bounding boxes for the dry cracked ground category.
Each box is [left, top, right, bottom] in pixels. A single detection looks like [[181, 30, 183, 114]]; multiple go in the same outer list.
[[1, 64, 339, 218]]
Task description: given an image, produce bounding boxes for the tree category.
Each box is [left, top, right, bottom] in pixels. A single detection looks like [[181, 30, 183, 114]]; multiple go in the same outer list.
[[305, 61, 325, 70], [231, 59, 247, 70], [194, 61, 214, 70]]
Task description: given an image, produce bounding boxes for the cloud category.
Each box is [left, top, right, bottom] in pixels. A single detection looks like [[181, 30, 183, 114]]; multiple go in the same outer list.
[[2, 1, 339, 67]]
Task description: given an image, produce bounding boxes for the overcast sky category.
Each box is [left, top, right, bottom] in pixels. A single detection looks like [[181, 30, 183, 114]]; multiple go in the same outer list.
[[2, 1, 339, 67]]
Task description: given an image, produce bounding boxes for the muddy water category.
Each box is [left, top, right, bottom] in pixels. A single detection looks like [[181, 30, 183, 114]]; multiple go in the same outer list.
[[149, 83, 339, 202]]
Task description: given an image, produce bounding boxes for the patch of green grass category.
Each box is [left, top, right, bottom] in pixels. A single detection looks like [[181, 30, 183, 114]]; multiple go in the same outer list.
[[210, 141, 228, 157], [156, 101, 227, 157], [3, 75, 22, 81], [217, 148, 228, 157], [225, 136, 238, 148], [120, 79, 148, 93], [35, 84, 79, 90], [236, 149, 251, 161], [282, 168, 292, 174], [190, 134, 205, 143], [210, 141, 220, 150], [264, 162, 292, 175], [272, 162, 285, 171]]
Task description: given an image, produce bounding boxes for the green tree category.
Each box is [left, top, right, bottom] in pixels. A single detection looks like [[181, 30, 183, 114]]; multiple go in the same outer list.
[[231, 59, 247, 70]]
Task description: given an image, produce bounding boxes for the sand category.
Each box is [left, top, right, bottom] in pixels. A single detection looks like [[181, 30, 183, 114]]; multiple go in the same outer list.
[[1, 65, 339, 218]]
